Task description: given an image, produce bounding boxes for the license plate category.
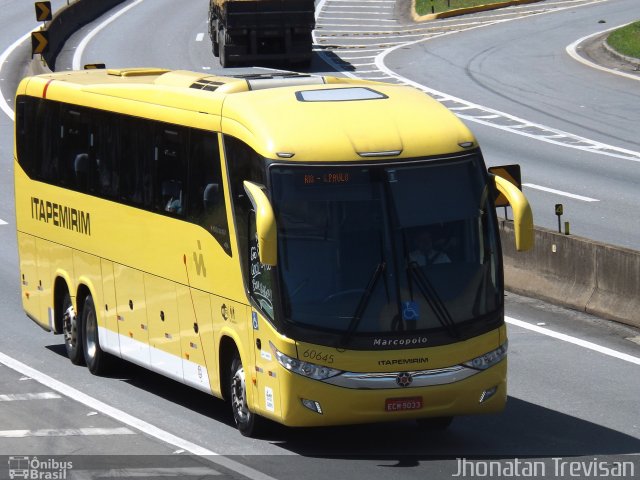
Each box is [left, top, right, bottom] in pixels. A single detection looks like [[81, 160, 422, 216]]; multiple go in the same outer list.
[[385, 396, 423, 412]]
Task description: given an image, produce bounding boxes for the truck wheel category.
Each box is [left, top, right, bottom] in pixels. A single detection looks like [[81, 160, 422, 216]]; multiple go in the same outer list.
[[229, 352, 262, 436], [219, 29, 231, 68], [62, 292, 84, 365], [82, 294, 109, 375]]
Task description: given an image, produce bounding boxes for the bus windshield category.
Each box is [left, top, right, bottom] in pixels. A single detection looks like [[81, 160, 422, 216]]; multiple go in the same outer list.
[[268, 154, 502, 347]]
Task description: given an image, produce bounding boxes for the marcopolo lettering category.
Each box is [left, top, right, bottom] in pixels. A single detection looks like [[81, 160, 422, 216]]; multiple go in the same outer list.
[[31, 197, 91, 236], [373, 336, 428, 347]]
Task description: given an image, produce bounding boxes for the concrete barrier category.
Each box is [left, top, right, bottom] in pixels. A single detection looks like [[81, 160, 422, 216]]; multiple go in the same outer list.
[[37, 0, 126, 70], [500, 221, 640, 329]]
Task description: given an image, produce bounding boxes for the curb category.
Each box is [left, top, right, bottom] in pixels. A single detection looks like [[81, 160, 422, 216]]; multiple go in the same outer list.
[[603, 39, 640, 69], [412, 0, 544, 22]]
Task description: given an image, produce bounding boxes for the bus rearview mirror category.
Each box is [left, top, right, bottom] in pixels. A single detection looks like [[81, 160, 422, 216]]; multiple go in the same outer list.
[[243, 181, 278, 266], [492, 174, 534, 252]]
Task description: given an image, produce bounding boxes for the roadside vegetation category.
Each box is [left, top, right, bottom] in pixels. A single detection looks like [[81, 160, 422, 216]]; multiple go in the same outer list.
[[415, 0, 511, 15], [607, 21, 640, 59]]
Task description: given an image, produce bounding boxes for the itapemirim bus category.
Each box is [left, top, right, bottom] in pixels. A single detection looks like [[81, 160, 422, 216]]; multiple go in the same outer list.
[[15, 68, 533, 436]]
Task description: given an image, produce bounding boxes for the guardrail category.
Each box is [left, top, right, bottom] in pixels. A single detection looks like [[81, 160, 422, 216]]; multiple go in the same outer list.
[[500, 221, 640, 329], [33, 0, 126, 71]]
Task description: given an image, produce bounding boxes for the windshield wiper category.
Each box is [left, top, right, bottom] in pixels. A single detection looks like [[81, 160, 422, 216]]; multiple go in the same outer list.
[[340, 261, 386, 347], [407, 262, 460, 338]]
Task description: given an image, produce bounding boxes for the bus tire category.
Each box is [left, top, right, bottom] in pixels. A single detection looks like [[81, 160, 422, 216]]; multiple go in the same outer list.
[[416, 416, 454, 430], [62, 292, 84, 365], [82, 294, 108, 375], [219, 29, 231, 68], [230, 352, 261, 437]]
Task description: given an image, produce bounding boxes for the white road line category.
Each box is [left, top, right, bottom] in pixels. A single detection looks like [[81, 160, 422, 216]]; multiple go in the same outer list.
[[196, 32, 205, 42], [315, 0, 640, 164], [0, 30, 35, 121], [0, 392, 61, 401], [0, 427, 135, 438], [506, 316, 640, 366], [0, 351, 279, 480], [566, 23, 640, 83], [0, 219, 7, 225], [523, 183, 600, 202], [72, 467, 221, 478], [72, 0, 145, 70]]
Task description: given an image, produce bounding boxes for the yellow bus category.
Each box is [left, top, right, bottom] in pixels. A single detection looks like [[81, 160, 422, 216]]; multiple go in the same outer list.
[[14, 68, 533, 436]]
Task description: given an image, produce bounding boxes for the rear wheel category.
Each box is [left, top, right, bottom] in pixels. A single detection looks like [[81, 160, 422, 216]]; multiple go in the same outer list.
[[219, 29, 231, 68], [229, 352, 262, 436], [82, 294, 109, 375], [62, 292, 84, 365]]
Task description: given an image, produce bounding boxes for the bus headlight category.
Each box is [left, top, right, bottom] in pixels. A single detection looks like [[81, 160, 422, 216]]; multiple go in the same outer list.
[[463, 341, 508, 370], [270, 342, 343, 380]]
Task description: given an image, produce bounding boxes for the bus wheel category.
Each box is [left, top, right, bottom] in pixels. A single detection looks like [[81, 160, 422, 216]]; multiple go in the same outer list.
[[82, 294, 108, 375], [230, 353, 260, 436], [62, 292, 84, 365], [416, 416, 454, 430]]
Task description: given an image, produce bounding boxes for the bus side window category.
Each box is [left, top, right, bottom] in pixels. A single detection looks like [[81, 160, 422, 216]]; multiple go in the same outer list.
[[60, 107, 91, 190], [187, 131, 231, 255], [155, 127, 187, 216]]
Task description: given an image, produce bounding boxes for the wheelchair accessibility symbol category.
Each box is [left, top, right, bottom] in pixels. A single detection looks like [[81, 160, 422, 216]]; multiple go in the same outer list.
[[402, 301, 420, 322]]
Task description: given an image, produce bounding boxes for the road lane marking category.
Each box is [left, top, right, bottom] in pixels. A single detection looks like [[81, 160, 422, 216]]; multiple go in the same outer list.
[[0, 427, 135, 438], [0, 351, 279, 480], [506, 316, 640, 366], [0, 30, 36, 121], [0, 392, 61, 401], [0, 219, 7, 225], [72, 467, 221, 478], [196, 33, 204, 42], [523, 183, 600, 202], [72, 0, 146, 70], [316, 0, 640, 163]]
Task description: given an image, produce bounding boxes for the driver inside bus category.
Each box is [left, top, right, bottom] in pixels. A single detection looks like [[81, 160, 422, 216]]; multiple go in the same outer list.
[[409, 228, 451, 266]]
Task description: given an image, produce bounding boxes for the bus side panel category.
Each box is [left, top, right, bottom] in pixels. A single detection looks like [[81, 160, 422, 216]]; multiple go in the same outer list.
[[145, 274, 184, 383], [176, 285, 214, 394], [18, 233, 42, 327], [250, 309, 284, 421], [32, 237, 75, 331], [100, 259, 121, 356], [113, 264, 150, 367], [73, 249, 103, 325]]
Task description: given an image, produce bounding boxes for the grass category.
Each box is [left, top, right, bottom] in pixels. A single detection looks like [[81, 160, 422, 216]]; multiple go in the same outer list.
[[607, 21, 640, 59], [415, 0, 512, 16]]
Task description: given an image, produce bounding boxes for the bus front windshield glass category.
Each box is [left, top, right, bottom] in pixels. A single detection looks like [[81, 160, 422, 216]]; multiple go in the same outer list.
[[269, 156, 501, 343]]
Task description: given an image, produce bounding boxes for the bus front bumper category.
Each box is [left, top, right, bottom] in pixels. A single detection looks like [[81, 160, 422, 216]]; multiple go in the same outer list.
[[268, 360, 507, 427]]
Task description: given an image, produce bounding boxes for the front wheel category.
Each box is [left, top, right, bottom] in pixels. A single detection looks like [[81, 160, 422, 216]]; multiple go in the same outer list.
[[229, 353, 262, 437], [82, 294, 109, 375], [62, 292, 84, 365]]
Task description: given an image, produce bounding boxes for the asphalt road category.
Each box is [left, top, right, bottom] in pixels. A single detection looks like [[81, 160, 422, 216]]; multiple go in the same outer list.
[[0, 1, 639, 479]]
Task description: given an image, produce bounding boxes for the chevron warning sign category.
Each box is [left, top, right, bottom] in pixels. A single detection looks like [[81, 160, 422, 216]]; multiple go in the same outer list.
[[31, 31, 49, 55], [35, 2, 52, 22], [488, 164, 522, 208]]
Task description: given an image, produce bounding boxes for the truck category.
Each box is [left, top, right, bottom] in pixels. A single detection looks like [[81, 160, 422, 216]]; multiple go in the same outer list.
[[208, 0, 316, 67]]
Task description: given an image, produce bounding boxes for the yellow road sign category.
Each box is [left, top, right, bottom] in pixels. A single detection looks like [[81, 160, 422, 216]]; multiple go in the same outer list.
[[31, 31, 49, 55], [35, 2, 52, 22], [488, 164, 522, 208]]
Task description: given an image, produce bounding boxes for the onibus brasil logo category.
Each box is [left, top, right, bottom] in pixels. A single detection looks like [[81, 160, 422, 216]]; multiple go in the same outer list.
[[8, 456, 72, 479]]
